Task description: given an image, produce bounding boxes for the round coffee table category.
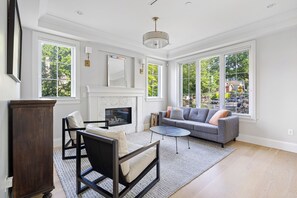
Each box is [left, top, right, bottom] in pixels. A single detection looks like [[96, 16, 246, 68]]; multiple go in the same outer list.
[[150, 126, 190, 154]]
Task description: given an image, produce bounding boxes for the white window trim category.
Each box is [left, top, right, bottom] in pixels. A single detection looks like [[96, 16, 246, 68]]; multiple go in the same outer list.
[[146, 59, 164, 102], [177, 41, 256, 120], [32, 31, 80, 104]]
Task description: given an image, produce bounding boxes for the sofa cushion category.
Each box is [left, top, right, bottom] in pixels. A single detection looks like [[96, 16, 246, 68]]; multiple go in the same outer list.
[[188, 108, 209, 122], [193, 122, 218, 134], [86, 125, 130, 176], [205, 109, 219, 123], [175, 120, 198, 130], [209, 109, 229, 126], [170, 108, 184, 120], [180, 107, 191, 120], [162, 118, 176, 126]]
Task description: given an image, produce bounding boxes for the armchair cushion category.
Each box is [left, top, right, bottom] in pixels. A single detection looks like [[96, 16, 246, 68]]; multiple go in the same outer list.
[[67, 111, 85, 142], [86, 125, 130, 176], [125, 142, 157, 183]]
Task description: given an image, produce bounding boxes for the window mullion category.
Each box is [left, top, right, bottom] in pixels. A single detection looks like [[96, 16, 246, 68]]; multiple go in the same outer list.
[[56, 46, 59, 97], [219, 54, 225, 109], [196, 60, 200, 108]]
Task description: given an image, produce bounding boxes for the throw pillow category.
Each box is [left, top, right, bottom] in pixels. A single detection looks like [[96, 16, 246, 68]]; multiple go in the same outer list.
[[209, 109, 229, 126], [170, 108, 185, 120], [165, 106, 172, 118], [86, 125, 130, 176]]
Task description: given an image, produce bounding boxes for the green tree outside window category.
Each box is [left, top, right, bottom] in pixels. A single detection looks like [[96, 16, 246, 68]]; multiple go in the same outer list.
[[41, 43, 72, 97], [148, 64, 159, 97]]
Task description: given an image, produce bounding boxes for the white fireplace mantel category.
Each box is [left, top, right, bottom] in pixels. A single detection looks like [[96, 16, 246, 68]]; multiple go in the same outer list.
[[86, 85, 145, 97], [86, 85, 145, 132]]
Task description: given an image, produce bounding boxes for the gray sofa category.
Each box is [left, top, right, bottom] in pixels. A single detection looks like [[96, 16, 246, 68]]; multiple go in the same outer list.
[[159, 107, 239, 147]]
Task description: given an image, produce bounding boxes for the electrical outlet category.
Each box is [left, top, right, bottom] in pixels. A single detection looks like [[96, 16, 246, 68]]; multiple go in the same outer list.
[[4, 177, 13, 192], [288, 129, 294, 136]]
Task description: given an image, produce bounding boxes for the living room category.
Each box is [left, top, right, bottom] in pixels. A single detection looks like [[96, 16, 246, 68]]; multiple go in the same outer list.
[[1, 0, 297, 197]]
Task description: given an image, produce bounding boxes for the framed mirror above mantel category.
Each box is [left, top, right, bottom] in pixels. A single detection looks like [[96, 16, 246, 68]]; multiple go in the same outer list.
[[107, 55, 127, 87]]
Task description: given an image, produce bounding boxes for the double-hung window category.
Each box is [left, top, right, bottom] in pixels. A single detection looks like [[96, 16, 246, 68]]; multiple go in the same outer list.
[[179, 41, 255, 119], [39, 41, 75, 97], [147, 63, 162, 99], [34, 32, 80, 101]]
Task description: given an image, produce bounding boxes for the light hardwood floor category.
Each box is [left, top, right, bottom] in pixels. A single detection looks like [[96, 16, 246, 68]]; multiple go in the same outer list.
[[35, 141, 297, 198]]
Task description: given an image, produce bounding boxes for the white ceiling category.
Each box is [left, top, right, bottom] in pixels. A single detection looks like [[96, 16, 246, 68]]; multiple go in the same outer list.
[[19, 0, 297, 55]]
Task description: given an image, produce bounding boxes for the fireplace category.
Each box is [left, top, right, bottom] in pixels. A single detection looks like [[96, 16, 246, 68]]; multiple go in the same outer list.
[[105, 107, 132, 126]]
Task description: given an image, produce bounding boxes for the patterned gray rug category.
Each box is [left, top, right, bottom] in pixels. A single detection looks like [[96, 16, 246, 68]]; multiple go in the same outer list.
[[54, 131, 234, 198]]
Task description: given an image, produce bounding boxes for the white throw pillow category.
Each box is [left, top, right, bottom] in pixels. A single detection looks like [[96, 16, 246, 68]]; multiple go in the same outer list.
[[86, 125, 130, 176]]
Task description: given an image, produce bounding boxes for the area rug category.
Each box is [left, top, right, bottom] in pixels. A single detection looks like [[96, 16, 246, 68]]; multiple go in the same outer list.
[[54, 131, 234, 198]]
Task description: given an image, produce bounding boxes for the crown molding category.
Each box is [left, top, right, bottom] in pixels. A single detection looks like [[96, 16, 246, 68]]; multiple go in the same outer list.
[[167, 8, 297, 60], [38, 14, 168, 60]]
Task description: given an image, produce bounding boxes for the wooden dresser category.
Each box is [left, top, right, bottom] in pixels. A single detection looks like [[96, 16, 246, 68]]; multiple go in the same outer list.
[[9, 100, 56, 198]]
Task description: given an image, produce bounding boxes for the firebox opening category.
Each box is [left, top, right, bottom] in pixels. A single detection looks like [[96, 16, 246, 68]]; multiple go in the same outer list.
[[105, 107, 132, 126]]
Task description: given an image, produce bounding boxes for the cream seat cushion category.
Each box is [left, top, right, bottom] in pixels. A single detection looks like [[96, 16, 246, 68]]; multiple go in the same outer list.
[[86, 125, 130, 176], [86, 125, 157, 182], [67, 111, 85, 143], [125, 142, 156, 183]]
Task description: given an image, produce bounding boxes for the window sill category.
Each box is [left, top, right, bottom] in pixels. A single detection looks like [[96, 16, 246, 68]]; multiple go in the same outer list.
[[145, 97, 165, 102], [233, 113, 257, 123], [39, 97, 80, 105]]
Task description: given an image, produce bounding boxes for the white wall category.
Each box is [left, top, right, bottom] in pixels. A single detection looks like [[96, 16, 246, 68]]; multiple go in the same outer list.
[[167, 26, 297, 152], [0, 0, 21, 196], [21, 29, 168, 146], [239, 26, 297, 146]]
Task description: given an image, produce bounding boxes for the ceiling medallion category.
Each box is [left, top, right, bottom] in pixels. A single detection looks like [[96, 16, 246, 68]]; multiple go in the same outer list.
[[143, 17, 169, 49]]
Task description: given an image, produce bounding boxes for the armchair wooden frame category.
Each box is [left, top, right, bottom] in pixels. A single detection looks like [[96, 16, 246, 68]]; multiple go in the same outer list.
[[76, 130, 160, 198], [62, 118, 109, 160]]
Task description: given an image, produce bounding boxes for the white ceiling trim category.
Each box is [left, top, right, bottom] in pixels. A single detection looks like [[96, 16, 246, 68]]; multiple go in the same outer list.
[[38, 14, 168, 60], [167, 8, 297, 60]]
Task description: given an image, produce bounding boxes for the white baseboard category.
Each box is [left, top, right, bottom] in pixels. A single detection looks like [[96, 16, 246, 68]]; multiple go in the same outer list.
[[238, 134, 297, 153], [54, 138, 62, 148]]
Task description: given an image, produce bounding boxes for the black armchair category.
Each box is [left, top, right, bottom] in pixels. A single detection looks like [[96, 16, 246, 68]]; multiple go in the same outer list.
[[76, 129, 160, 198], [62, 111, 109, 160]]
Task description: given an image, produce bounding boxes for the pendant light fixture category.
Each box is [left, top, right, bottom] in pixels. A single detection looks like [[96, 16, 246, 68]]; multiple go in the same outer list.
[[143, 17, 169, 49]]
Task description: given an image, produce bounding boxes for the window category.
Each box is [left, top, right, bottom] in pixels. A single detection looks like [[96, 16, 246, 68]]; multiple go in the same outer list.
[[40, 41, 75, 97], [147, 63, 162, 98], [181, 62, 196, 107], [179, 41, 255, 119], [200, 56, 220, 109], [225, 51, 249, 114]]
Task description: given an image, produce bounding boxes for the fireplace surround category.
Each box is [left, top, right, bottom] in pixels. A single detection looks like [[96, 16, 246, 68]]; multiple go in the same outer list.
[[86, 86, 145, 133]]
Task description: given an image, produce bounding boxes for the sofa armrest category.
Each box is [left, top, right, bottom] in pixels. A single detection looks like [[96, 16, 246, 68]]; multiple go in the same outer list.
[[218, 116, 239, 144], [159, 111, 167, 125]]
